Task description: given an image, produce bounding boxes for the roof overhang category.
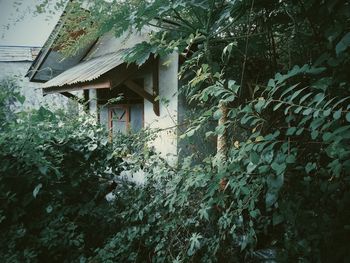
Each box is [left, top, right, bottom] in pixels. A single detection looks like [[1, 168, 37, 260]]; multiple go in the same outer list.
[[42, 52, 124, 92], [43, 55, 160, 116]]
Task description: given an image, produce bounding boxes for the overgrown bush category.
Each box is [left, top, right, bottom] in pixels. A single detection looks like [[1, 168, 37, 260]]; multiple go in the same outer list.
[[0, 106, 111, 261], [0, 95, 154, 262], [0, 78, 24, 126], [1, 76, 350, 262]]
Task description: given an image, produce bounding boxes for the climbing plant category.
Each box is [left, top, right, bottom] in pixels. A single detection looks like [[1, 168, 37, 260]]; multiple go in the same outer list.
[[4, 0, 350, 261]]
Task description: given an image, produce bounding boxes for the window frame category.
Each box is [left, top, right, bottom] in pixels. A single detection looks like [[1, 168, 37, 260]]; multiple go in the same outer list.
[[107, 103, 144, 136]]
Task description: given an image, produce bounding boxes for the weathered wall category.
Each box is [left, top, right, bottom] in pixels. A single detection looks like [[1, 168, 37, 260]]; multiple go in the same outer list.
[[0, 61, 70, 111], [144, 53, 179, 164]]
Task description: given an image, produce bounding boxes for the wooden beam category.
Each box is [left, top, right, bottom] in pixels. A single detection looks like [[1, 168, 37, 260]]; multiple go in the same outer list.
[[109, 64, 139, 89], [60, 92, 85, 104], [124, 79, 160, 117], [108, 60, 155, 89], [124, 80, 155, 103], [43, 79, 111, 94]]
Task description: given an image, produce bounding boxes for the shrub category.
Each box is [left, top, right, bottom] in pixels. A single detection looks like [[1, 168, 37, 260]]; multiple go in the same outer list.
[[0, 107, 120, 262]]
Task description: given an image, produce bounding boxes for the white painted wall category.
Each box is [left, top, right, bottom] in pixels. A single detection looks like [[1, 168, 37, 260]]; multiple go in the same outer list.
[[144, 53, 179, 164], [0, 61, 70, 111], [89, 88, 98, 120]]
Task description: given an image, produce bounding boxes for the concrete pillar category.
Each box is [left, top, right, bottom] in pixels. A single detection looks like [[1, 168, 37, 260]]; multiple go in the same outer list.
[[88, 88, 98, 121]]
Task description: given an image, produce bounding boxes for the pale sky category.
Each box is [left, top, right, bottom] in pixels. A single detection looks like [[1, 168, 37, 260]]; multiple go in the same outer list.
[[0, 0, 63, 47]]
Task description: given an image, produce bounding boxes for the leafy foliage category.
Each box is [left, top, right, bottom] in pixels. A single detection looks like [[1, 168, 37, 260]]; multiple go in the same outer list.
[[0, 103, 156, 262], [0, 107, 113, 262], [0, 78, 24, 126], [6, 0, 350, 262]]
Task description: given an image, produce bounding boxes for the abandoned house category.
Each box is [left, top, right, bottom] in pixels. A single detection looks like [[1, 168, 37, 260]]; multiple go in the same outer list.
[[26, 3, 215, 163]]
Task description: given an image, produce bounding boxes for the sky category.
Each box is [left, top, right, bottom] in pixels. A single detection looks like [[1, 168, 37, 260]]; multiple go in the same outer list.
[[0, 0, 63, 47]]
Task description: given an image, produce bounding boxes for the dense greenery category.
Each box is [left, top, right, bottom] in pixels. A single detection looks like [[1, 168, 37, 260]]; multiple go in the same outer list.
[[0, 91, 111, 261], [2, 0, 350, 262], [0, 81, 152, 262]]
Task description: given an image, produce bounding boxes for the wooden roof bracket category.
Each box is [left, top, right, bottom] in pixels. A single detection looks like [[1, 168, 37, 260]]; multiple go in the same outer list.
[[123, 59, 160, 116], [60, 91, 86, 104]]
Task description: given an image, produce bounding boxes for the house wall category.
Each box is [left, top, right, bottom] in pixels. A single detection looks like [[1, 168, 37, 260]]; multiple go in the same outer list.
[[0, 61, 70, 111], [144, 53, 179, 164]]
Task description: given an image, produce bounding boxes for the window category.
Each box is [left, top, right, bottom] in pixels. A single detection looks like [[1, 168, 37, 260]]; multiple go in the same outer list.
[[108, 104, 143, 136]]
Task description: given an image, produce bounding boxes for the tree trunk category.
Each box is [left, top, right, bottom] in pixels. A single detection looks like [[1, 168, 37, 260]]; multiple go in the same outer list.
[[217, 100, 228, 161]]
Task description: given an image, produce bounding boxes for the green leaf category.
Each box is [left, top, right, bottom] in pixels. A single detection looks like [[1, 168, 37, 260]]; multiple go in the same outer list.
[[322, 132, 333, 141], [333, 108, 342, 120], [289, 87, 307, 102], [250, 151, 260, 164], [268, 172, 284, 191], [213, 109, 223, 120], [280, 83, 300, 98], [302, 108, 313, 115], [273, 102, 284, 111], [313, 93, 326, 106], [311, 130, 319, 139], [294, 106, 303, 114], [187, 129, 196, 137], [299, 93, 313, 104], [215, 125, 225, 135], [265, 191, 278, 208], [346, 112, 350, 122], [39, 165, 48, 175], [222, 42, 235, 61], [335, 32, 350, 56], [271, 162, 286, 175], [138, 210, 144, 220], [198, 206, 210, 221], [247, 162, 257, 173], [46, 205, 53, 214], [33, 183, 42, 199], [228, 80, 240, 94], [286, 155, 296, 164], [258, 165, 270, 173], [255, 135, 264, 142], [286, 127, 297, 136], [188, 233, 202, 256], [268, 79, 275, 88], [296, 127, 304, 135], [328, 159, 342, 177], [323, 108, 332, 117], [307, 67, 326, 75], [254, 98, 266, 113], [305, 162, 316, 173]]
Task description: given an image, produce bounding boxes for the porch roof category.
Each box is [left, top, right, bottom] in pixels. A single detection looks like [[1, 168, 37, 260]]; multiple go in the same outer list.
[[42, 52, 124, 89]]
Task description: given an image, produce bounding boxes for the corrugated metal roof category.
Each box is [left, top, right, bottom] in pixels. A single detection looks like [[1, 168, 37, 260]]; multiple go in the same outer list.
[[0, 46, 41, 62], [42, 52, 124, 88]]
